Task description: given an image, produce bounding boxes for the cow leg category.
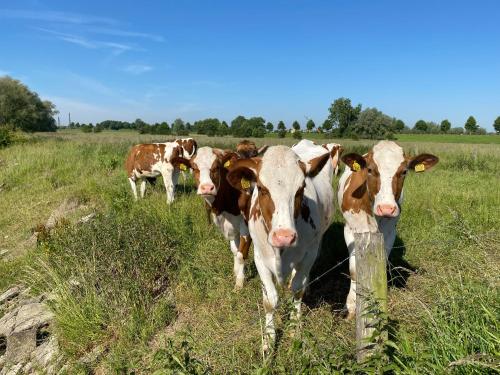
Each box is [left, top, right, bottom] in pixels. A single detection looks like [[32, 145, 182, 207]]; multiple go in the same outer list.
[[344, 225, 357, 320], [255, 254, 278, 353], [230, 238, 244, 290], [290, 241, 319, 322], [128, 177, 138, 200], [139, 179, 147, 198], [160, 168, 175, 204]]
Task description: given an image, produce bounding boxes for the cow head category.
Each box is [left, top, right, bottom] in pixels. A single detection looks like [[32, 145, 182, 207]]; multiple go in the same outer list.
[[186, 146, 238, 201], [176, 138, 198, 159], [342, 141, 438, 218], [227, 146, 330, 248], [322, 143, 344, 175], [236, 140, 268, 159]]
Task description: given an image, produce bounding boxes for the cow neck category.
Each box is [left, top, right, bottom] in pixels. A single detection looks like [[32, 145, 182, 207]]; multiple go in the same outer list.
[[208, 167, 241, 216], [342, 172, 373, 216]]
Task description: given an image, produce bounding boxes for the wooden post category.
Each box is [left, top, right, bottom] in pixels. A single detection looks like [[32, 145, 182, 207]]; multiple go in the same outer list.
[[354, 232, 388, 363]]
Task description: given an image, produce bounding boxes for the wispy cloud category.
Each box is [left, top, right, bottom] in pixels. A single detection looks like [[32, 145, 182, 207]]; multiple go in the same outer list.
[[88, 27, 164, 42], [36, 27, 134, 55], [122, 64, 153, 75], [0, 9, 116, 25]]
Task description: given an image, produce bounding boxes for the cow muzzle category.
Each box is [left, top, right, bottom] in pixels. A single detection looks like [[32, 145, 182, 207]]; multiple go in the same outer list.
[[376, 204, 398, 217], [271, 228, 297, 248], [199, 183, 216, 196]]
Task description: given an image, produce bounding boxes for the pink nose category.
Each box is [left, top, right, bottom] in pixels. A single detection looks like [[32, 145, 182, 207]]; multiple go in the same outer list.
[[271, 229, 297, 247], [376, 204, 397, 217], [199, 183, 215, 195]]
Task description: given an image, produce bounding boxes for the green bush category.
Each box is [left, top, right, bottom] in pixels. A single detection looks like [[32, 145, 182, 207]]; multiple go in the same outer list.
[[292, 130, 302, 139], [0, 126, 12, 147]]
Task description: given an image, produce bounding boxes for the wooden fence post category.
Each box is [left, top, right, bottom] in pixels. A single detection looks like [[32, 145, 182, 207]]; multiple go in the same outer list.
[[354, 232, 388, 363]]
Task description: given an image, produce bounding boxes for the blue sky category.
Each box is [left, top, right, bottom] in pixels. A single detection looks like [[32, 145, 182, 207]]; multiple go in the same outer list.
[[1, 1, 499, 130]]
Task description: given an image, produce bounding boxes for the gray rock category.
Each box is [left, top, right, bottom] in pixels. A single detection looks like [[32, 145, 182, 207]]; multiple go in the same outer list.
[[0, 288, 20, 306]]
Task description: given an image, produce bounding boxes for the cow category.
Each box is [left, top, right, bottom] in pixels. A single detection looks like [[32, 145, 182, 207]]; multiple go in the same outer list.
[[337, 140, 439, 318], [226, 145, 335, 352], [292, 139, 343, 232], [236, 140, 268, 159], [124, 138, 198, 203], [172, 146, 256, 289]]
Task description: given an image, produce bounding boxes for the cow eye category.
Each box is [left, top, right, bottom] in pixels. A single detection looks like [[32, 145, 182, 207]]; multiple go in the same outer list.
[[402, 170, 408, 176]]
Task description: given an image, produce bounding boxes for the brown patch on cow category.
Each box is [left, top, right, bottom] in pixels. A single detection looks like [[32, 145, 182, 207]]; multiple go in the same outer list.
[[236, 140, 258, 158], [392, 161, 408, 201], [305, 152, 331, 177], [238, 193, 252, 221], [256, 179, 275, 232], [300, 202, 316, 230], [125, 144, 166, 179], [239, 235, 251, 260]]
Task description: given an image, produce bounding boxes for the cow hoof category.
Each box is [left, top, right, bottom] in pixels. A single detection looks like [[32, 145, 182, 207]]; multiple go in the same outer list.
[[233, 279, 244, 291]]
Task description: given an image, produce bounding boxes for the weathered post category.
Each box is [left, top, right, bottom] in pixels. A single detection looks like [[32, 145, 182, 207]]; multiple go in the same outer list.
[[354, 232, 388, 363]]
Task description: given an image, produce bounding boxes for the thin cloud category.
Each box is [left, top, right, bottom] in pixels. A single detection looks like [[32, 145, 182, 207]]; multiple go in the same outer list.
[[0, 9, 116, 25], [122, 64, 153, 75], [36, 28, 135, 55], [88, 27, 164, 42]]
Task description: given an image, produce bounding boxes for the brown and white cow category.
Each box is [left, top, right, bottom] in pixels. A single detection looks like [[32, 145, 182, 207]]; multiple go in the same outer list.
[[173, 146, 255, 289], [236, 140, 268, 159], [226, 145, 333, 352], [124, 138, 198, 203], [337, 140, 438, 318]]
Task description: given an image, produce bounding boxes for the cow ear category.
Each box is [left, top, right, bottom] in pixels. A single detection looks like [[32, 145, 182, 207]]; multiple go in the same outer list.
[[302, 152, 331, 178], [257, 145, 268, 155], [341, 153, 366, 172], [212, 148, 226, 160], [226, 158, 260, 192], [220, 152, 239, 170], [408, 153, 439, 173], [329, 144, 344, 172], [170, 157, 192, 171]]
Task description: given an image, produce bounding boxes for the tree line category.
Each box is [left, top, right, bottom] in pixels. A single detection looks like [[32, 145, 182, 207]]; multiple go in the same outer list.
[[2, 77, 500, 141]]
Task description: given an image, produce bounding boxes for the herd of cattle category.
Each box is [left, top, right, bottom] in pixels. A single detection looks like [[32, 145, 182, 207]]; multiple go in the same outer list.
[[125, 138, 438, 351]]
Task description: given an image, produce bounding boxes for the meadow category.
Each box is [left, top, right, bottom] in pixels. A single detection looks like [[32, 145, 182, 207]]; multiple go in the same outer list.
[[0, 130, 498, 374]]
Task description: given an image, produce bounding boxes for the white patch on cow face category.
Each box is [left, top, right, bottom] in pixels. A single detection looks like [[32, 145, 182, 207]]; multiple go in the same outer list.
[[192, 146, 218, 201], [372, 141, 405, 217], [258, 146, 305, 247]]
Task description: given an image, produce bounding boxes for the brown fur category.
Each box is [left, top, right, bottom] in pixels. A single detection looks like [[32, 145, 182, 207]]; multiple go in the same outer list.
[[236, 140, 258, 158], [124, 144, 167, 179]]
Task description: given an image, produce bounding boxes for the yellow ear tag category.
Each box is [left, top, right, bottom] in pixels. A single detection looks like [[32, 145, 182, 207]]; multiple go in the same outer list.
[[414, 163, 425, 172], [179, 163, 187, 171], [241, 178, 251, 189], [224, 160, 231, 169], [352, 161, 361, 172]]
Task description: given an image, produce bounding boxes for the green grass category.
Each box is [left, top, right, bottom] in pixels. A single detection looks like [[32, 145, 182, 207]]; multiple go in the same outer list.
[[0, 130, 499, 373]]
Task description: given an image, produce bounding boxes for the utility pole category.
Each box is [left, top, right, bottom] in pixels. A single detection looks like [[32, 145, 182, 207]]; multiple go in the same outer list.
[[68, 112, 71, 126]]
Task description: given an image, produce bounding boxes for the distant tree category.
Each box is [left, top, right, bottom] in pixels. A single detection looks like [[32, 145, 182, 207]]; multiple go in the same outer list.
[[266, 122, 274, 132], [392, 119, 405, 132], [171, 118, 185, 135], [217, 121, 229, 136], [156, 121, 171, 135], [196, 118, 221, 136], [449, 127, 464, 134], [292, 121, 300, 131], [322, 119, 332, 132], [230, 115, 248, 136], [292, 130, 302, 139], [252, 126, 266, 138], [327, 97, 361, 137], [464, 116, 478, 134], [414, 120, 428, 132], [475, 127, 487, 135], [0, 76, 57, 132], [494, 116, 500, 134], [426, 121, 440, 134], [440, 119, 451, 133], [277, 121, 286, 138], [350, 107, 393, 139], [306, 119, 315, 132], [185, 122, 193, 132]]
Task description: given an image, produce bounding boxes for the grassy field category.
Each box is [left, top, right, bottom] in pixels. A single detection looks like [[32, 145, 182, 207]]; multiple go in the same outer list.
[[0, 130, 499, 374]]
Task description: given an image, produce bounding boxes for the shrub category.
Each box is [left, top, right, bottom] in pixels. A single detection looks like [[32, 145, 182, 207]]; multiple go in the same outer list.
[[0, 126, 12, 148]]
